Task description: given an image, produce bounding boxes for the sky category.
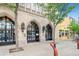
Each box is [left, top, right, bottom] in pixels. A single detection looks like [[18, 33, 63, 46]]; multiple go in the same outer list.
[[68, 3, 79, 21]]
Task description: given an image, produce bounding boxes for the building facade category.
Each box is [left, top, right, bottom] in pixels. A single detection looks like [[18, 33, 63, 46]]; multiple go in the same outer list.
[[17, 3, 54, 46], [0, 3, 54, 46], [0, 3, 73, 46], [55, 17, 73, 40], [0, 4, 15, 45]]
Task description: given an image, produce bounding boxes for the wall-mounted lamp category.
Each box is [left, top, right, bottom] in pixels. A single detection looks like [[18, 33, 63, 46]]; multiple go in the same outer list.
[[21, 22, 25, 32], [42, 26, 45, 33]]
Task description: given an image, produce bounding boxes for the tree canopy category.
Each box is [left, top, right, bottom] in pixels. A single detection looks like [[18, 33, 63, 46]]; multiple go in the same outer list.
[[39, 3, 76, 26], [69, 20, 79, 34]]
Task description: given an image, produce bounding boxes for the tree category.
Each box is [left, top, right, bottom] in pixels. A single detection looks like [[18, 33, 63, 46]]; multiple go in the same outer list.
[[69, 20, 79, 39], [39, 3, 76, 41], [0, 3, 23, 52]]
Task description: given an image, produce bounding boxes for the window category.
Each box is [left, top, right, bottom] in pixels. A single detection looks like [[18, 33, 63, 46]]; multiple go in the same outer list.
[[39, 7, 42, 14], [31, 4, 36, 12], [36, 4, 39, 13], [65, 30, 69, 36], [0, 16, 15, 45], [45, 24, 52, 40], [59, 30, 64, 37], [19, 3, 25, 7], [26, 3, 31, 9], [27, 22, 39, 42]]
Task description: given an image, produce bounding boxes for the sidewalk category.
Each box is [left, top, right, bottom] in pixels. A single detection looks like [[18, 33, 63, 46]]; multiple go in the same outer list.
[[0, 40, 79, 56], [57, 40, 79, 56], [0, 42, 53, 56]]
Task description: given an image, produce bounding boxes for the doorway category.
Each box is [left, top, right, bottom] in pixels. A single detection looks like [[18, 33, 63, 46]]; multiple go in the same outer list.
[[0, 16, 15, 45], [45, 24, 52, 40], [27, 22, 39, 42]]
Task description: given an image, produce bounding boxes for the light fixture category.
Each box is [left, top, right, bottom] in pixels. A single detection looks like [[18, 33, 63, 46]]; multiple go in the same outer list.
[[21, 22, 25, 32], [42, 26, 45, 33]]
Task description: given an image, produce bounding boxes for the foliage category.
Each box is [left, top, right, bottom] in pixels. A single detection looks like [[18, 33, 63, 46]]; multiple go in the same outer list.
[[39, 3, 76, 40], [69, 20, 79, 34], [0, 3, 16, 12], [39, 3, 76, 26]]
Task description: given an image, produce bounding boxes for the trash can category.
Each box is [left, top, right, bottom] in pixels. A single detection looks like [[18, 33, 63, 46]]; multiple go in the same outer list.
[[77, 40, 79, 49], [75, 34, 79, 49]]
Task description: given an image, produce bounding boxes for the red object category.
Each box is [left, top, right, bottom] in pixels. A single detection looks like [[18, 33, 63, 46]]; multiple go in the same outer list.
[[54, 47, 58, 56], [50, 42, 58, 56], [77, 40, 79, 49], [50, 42, 54, 49]]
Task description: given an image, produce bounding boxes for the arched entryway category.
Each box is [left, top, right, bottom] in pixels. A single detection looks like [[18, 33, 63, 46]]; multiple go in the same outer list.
[[0, 16, 15, 45], [45, 24, 52, 41], [27, 21, 39, 42]]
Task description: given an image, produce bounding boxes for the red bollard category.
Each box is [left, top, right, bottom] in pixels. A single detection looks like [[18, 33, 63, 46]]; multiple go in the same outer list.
[[53, 47, 58, 56], [77, 40, 79, 49], [50, 42, 58, 56]]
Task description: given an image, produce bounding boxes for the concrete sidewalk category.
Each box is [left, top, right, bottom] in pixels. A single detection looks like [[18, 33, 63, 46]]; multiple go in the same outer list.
[[0, 40, 79, 56], [57, 40, 79, 56], [0, 42, 53, 56]]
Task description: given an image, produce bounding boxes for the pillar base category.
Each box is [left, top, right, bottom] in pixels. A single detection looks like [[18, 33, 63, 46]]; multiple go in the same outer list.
[[9, 47, 24, 53]]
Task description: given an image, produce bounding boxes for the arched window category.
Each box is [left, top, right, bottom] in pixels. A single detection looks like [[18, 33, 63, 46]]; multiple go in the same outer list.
[[0, 16, 15, 45], [27, 22, 39, 42], [45, 24, 52, 40]]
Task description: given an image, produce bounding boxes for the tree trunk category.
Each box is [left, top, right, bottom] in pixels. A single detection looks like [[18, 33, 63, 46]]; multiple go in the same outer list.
[[72, 32, 74, 40], [53, 24, 56, 42]]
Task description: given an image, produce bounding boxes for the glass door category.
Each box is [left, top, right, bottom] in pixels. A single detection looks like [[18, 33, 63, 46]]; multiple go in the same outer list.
[[46, 24, 52, 40], [27, 22, 39, 42], [0, 17, 15, 45]]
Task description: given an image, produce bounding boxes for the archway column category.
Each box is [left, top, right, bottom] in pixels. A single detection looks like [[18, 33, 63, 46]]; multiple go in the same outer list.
[[16, 21, 27, 47], [39, 25, 46, 42]]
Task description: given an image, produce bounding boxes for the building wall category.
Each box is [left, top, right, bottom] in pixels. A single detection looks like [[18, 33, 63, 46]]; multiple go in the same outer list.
[[0, 5, 15, 20], [16, 3, 54, 47], [0, 4, 74, 47], [55, 17, 72, 40], [17, 9, 54, 47], [0, 4, 54, 47]]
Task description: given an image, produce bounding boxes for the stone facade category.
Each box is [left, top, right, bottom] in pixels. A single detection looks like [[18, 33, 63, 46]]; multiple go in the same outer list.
[[0, 5, 15, 20], [0, 4, 73, 47], [17, 6, 54, 46], [0, 4, 54, 47]]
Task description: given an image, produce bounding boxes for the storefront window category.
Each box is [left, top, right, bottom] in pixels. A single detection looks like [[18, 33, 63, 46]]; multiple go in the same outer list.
[[65, 30, 69, 36], [27, 22, 39, 42], [0, 16, 15, 45], [59, 30, 64, 37], [45, 24, 52, 40]]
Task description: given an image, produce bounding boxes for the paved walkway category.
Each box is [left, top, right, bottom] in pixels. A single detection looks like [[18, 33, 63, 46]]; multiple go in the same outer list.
[[0, 40, 79, 56], [57, 40, 79, 56]]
